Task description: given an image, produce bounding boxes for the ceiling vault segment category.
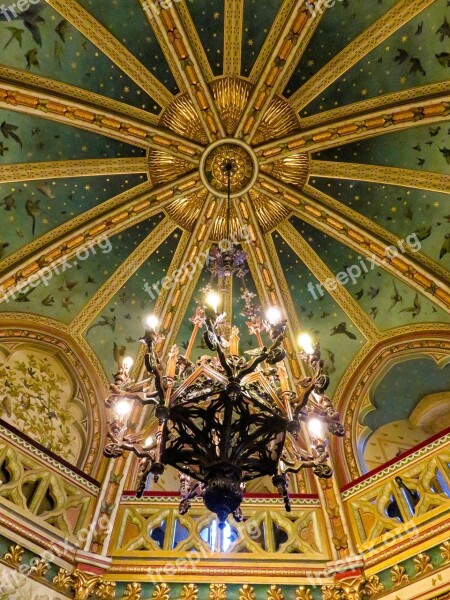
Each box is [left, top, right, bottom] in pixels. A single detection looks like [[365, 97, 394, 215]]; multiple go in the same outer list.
[[0, 158, 149, 185], [0, 173, 202, 301], [235, 0, 327, 142], [257, 175, 450, 311], [256, 92, 450, 164], [277, 221, 381, 342], [44, 0, 174, 109], [289, 0, 437, 112], [150, 4, 225, 141], [310, 161, 450, 195], [223, 0, 244, 77], [70, 217, 177, 336], [0, 81, 202, 162], [176, 1, 215, 83]]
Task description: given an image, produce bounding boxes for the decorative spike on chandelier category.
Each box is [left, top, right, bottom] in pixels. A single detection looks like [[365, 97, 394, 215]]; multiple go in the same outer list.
[[103, 160, 344, 527]]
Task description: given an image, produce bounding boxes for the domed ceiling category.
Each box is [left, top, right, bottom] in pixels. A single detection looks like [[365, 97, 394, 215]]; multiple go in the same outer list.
[[0, 0, 449, 428]]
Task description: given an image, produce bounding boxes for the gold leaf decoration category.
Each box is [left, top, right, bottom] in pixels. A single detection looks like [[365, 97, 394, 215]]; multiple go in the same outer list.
[[209, 583, 227, 599], [296, 586, 313, 600], [180, 583, 198, 600], [267, 585, 284, 600], [3, 544, 24, 568], [239, 584, 256, 600], [52, 568, 74, 591], [121, 582, 142, 600], [152, 583, 171, 600], [30, 558, 49, 579], [321, 585, 342, 600], [391, 565, 410, 587], [364, 575, 384, 597], [413, 553, 433, 576], [97, 581, 117, 600], [440, 540, 450, 563]]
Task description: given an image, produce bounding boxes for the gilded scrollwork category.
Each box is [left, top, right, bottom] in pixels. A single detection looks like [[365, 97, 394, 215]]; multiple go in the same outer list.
[[209, 583, 227, 600], [3, 544, 24, 569]]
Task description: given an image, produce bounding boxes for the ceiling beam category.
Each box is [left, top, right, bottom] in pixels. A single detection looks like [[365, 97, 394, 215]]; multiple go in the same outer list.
[[0, 80, 202, 163], [310, 161, 450, 195], [0, 158, 148, 184], [235, 1, 327, 142], [45, 0, 174, 109], [223, 0, 244, 77], [277, 221, 380, 342], [0, 172, 202, 301], [256, 91, 450, 163], [256, 174, 450, 311], [289, 0, 436, 112], [176, 0, 215, 83], [70, 217, 178, 336], [150, 3, 225, 141]]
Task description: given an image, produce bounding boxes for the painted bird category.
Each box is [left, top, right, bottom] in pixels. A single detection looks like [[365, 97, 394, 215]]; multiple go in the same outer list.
[[41, 294, 54, 307], [369, 307, 379, 320], [113, 342, 127, 370], [15, 287, 35, 302], [37, 184, 55, 199], [0, 194, 16, 211], [440, 233, 450, 259], [414, 225, 432, 241], [55, 19, 70, 42], [0, 241, 9, 258], [25, 48, 39, 70], [330, 322, 357, 340], [25, 199, 43, 235], [389, 281, 403, 311], [399, 293, 421, 317], [87, 315, 117, 335], [3, 27, 24, 49]]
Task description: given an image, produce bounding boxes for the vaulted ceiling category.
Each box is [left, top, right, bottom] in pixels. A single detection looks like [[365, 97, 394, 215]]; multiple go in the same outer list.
[[0, 0, 449, 473]]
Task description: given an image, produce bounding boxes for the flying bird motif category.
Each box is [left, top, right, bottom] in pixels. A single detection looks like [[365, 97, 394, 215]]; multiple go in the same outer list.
[[399, 293, 421, 318], [389, 281, 403, 311], [330, 322, 357, 340]]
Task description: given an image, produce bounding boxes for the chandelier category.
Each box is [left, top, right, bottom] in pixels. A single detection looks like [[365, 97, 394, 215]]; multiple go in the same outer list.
[[103, 161, 344, 526]]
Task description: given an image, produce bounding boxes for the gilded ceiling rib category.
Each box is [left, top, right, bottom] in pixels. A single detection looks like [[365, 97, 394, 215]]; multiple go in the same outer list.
[[44, 0, 173, 109], [256, 175, 450, 312], [0, 65, 158, 125], [289, 0, 436, 111], [0, 158, 148, 185], [223, 0, 244, 77], [150, 5, 225, 141], [176, 0, 215, 82], [248, 0, 297, 84], [0, 173, 202, 300], [310, 161, 450, 195], [139, 0, 187, 94], [0, 82, 202, 162], [277, 221, 380, 342], [70, 218, 178, 336], [299, 81, 450, 130], [235, 1, 325, 142], [256, 93, 450, 164]]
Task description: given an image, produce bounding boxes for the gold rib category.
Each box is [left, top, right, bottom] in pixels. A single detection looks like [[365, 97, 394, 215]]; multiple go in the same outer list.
[[310, 161, 450, 194], [0, 172, 202, 301], [0, 81, 202, 162], [256, 174, 450, 311], [224, 0, 244, 77], [176, 0, 215, 82], [257, 92, 450, 163], [236, 1, 326, 141], [150, 4, 225, 140], [233, 195, 307, 383], [249, 0, 297, 83], [299, 82, 450, 129], [0, 158, 148, 184], [45, 0, 173, 108], [71, 218, 177, 335], [277, 221, 380, 342], [289, 0, 436, 111]]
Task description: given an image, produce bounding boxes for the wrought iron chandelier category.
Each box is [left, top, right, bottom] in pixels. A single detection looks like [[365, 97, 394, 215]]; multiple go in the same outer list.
[[103, 161, 344, 527]]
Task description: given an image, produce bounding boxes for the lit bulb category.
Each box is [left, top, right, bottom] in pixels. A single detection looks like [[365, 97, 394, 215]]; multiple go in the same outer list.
[[266, 306, 282, 325], [116, 400, 131, 418], [298, 333, 314, 355], [122, 356, 134, 370], [308, 418, 324, 439], [145, 314, 159, 331], [205, 291, 220, 313], [144, 436, 153, 448]]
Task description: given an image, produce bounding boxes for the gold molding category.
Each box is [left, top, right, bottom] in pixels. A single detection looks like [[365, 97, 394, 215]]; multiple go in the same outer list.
[[256, 176, 450, 311], [152, 4, 225, 140], [310, 161, 450, 195], [277, 221, 380, 342], [45, 0, 173, 109], [71, 218, 177, 335], [289, 0, 436, 111], [0, 158, 149, 184], [0, 81, 202, 161], [257, 93, 450, 163], [223, 0, 244, 77], [176, 1, 215, 83], [0, 173, 202, 300]]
